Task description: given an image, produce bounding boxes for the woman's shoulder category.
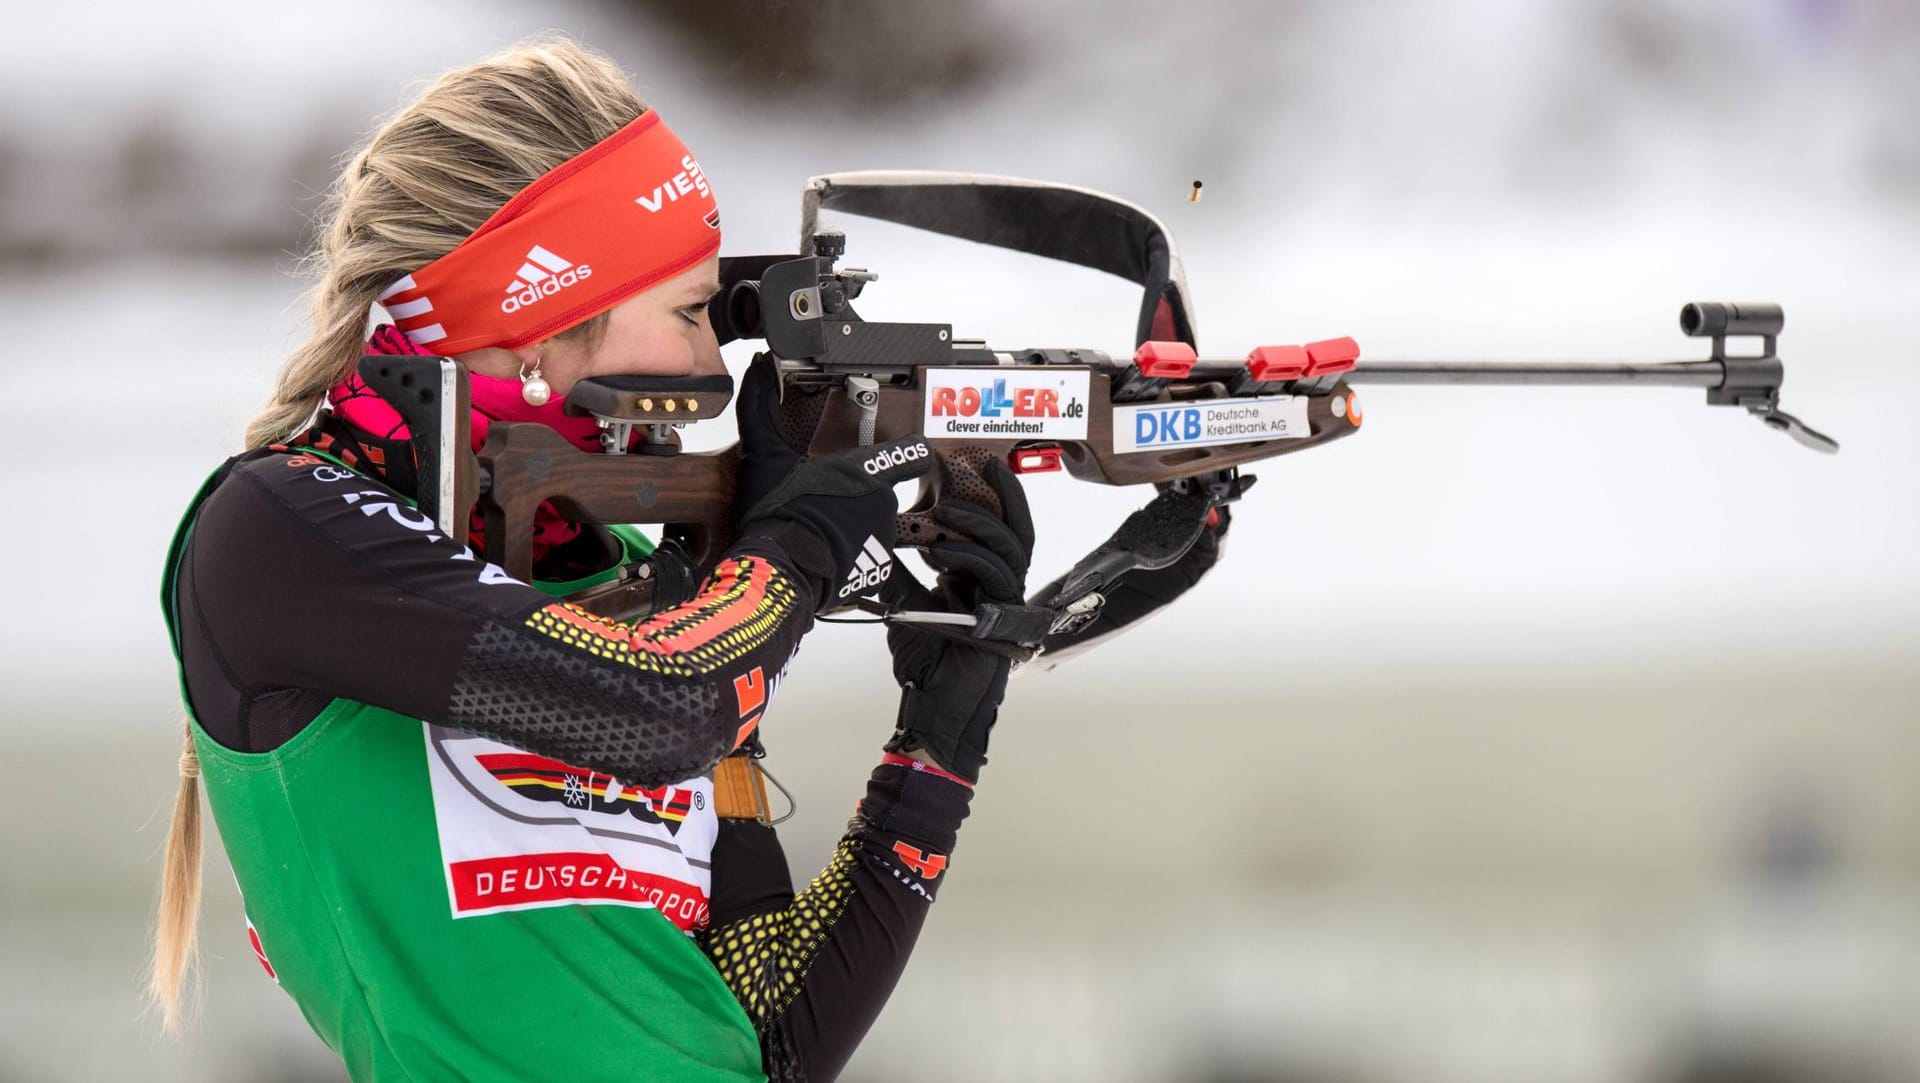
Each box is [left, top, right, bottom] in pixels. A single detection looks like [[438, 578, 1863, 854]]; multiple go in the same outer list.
[[229, 445, 375, 494], [190, 447, 407, 553]]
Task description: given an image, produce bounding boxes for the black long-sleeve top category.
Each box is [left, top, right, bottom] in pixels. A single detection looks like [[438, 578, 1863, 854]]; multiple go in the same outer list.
[[171, 413, 973, 1081]]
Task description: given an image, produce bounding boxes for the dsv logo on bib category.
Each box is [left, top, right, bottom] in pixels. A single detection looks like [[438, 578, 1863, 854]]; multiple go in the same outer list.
[[862, 441, 929, 476], [501, 245, 592, 314]]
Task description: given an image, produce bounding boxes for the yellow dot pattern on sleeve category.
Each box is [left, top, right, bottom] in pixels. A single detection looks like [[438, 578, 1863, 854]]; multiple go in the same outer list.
[[698, 826, 863, 1025], [522, 557, 799, 679]]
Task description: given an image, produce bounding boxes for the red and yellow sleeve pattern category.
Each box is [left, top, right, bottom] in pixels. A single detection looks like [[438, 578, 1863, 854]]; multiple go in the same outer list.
[[524, 556, 799, 680], [446, 553, 807, 788]]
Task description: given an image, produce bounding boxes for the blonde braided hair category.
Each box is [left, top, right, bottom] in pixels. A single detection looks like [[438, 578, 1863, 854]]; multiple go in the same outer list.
[[154, 33, 646, 1032]]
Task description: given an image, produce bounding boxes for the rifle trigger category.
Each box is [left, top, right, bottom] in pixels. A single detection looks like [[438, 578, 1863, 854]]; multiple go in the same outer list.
[[848, 375, 881, 445]]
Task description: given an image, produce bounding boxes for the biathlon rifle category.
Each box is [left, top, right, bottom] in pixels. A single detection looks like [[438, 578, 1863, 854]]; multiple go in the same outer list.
[[356, 172, 1837, 651]]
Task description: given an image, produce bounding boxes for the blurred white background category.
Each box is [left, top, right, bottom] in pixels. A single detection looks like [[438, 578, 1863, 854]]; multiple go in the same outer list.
[[1, 1, 1916, 1080]]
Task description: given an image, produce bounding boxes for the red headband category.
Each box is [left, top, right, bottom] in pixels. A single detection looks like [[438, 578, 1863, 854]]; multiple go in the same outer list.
[[377, 111, 721, 354]]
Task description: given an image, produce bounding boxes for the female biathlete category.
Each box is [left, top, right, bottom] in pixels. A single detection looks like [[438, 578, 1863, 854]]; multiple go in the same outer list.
[[151, 37, 1230, 1082]]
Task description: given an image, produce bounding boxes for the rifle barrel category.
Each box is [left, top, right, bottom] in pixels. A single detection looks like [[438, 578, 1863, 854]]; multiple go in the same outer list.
[[1339, 359, 1723, 388], [979, 351, 1726, 391]]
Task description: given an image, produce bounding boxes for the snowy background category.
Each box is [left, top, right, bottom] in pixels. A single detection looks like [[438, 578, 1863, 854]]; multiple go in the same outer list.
[[2, 1, 1916, 1080]]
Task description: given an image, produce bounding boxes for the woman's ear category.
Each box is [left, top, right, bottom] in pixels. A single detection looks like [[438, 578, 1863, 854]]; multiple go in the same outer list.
[[510, 343, 545, 369], [453, 345, 533, 382]]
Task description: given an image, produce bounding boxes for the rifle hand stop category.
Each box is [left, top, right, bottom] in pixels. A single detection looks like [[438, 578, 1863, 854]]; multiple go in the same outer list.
[[1681, 302, 1838, 455]]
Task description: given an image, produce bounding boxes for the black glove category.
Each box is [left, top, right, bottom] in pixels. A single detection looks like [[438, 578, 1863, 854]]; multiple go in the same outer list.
[[734, 355, 932, 614], [882, 457, 1035, 784], [1034, 491, 1231, 660]]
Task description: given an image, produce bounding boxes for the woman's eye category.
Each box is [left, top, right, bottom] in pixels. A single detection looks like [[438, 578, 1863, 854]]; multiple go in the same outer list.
[[678, 305, 706, 326]]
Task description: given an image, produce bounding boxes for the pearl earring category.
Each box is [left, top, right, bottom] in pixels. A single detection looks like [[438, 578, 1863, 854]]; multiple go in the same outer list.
[[519, 358, 551, 407]]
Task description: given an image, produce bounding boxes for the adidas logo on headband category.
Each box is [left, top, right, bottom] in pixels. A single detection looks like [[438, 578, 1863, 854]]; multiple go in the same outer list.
[[500, 245, 594, 315], [375, 113, 720, 354]]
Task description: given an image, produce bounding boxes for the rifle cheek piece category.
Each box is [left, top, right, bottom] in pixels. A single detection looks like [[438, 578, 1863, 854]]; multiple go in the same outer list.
[[562, 374, 736, 455]]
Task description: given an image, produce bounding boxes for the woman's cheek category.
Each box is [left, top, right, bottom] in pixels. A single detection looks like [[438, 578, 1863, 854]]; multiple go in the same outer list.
[[668, 333, 705, 376], [602, 329, 693, 377], [691, 327, 724, 375]]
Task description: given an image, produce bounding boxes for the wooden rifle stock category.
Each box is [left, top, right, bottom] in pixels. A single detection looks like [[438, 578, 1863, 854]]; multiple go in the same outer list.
[[476, 365, 1359, 595], [477, 423, 738, 585]]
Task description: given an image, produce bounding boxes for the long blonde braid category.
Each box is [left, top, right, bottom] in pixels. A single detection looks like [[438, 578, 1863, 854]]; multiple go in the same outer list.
[[153, 32, 646, 1032]]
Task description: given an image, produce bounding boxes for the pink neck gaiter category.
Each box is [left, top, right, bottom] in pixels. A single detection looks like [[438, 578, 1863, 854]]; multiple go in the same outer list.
[[328, 325, 606, 560]]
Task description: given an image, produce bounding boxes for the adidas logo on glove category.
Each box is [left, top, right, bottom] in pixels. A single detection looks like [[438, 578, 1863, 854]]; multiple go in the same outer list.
[[862, 441, 929, 476], [838, 535, 894, 599]]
